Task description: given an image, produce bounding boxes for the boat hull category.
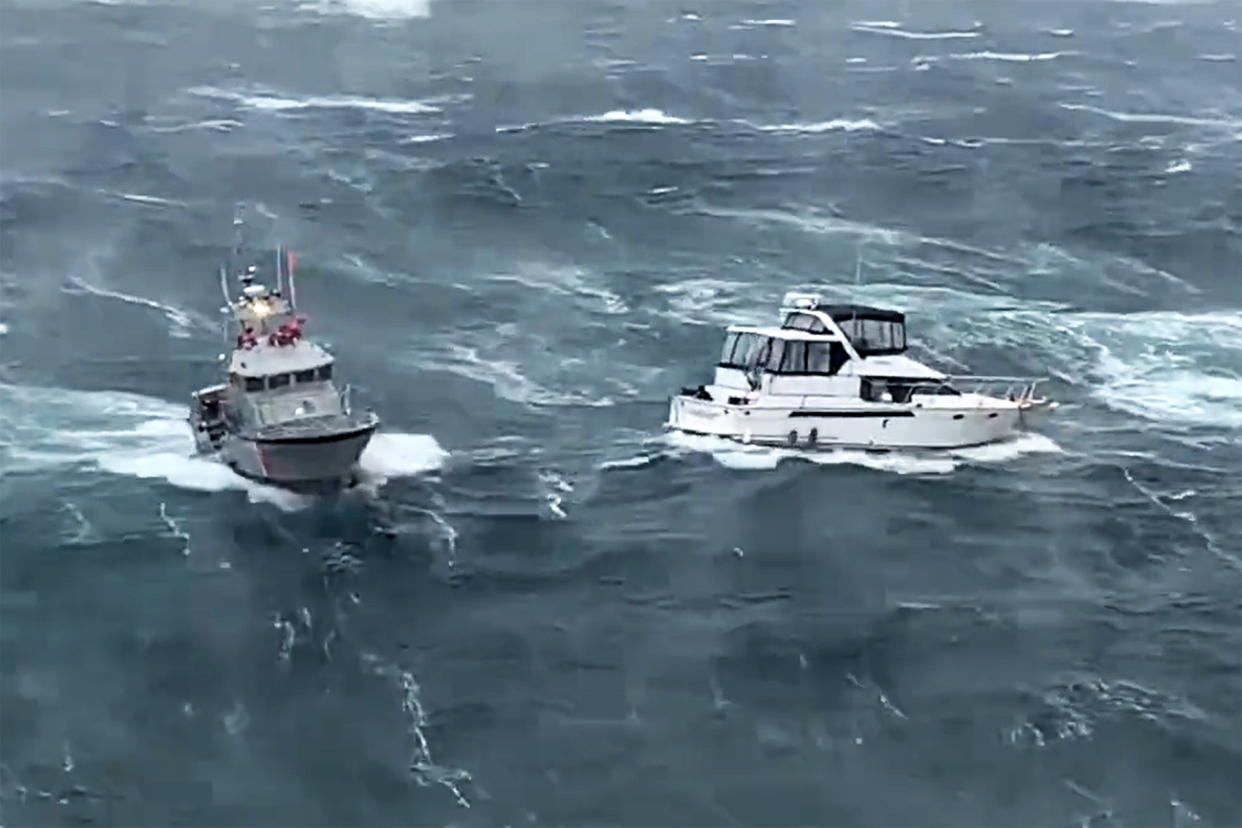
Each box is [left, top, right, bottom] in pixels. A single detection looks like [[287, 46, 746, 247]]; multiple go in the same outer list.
[[222, 422, 377, 489], [666, 394, 1053, 450]]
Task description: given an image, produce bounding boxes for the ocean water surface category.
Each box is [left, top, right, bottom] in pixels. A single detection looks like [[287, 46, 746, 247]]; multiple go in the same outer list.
[[1, 0, 1240, 825]]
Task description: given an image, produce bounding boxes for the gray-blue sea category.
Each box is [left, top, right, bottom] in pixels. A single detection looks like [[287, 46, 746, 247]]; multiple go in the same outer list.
[[1, 0, 1240, 825]]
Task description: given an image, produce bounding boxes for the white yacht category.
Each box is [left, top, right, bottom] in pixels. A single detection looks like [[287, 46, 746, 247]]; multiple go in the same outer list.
[[666, 292, 1056, 450]]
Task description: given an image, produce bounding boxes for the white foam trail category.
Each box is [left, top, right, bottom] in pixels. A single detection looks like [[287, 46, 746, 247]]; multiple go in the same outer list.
[[106, 191, 187, 207], [1047, 28, 1075, 37], [189, 86, 441, 115], [1059, 103, 1242, 129], [755, 118, 881, 134], [357, 433, 448, 483], [939, 51, 1071, 62], [584, 109, 691, 125], [297, 0, 431, 19], [1198, 53, 1237, 62], [852, 25, 979, 40], [147, 119, 242, 133], [63, 276, 200, 338], [661, 431, 1061, 475], [741, 18, 795, 27], [398, 133, 453, 144], [0, 383, 308, 510], [1165, 159, 1192, 173]]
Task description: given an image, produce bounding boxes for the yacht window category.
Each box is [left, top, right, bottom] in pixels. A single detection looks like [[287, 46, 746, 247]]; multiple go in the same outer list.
[[779, 341, 808, 373], [268, 373, 291, 389], [782, 312, 827, 333], [244, 377, 264, 392], [802, 342, 849, 375], [316, 364, 333, 381], [836, 318, 906, 354], [294, 369, 316, 383], [761, 338, 787, 372], [719, 332, 763, 369]]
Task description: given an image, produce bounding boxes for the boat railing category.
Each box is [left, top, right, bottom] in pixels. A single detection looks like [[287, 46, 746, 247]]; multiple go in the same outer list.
[[906, 375, 1049, 403], [339, 383, 353, 415]]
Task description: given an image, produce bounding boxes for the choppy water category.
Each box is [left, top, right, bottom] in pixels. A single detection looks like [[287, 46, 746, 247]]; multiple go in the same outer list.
[[2, 0, 1240, 825]]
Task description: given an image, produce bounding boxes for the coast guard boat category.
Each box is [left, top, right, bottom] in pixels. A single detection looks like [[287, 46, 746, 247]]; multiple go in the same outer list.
[[666, 291, 1056, 450], [189, 235, 379, 490]]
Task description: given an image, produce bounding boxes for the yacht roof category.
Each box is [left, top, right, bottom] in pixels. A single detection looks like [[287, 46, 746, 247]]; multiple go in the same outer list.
[[727, 325, 843, 341], [229, 340, 333, 377], [814, 303, 905, 324]]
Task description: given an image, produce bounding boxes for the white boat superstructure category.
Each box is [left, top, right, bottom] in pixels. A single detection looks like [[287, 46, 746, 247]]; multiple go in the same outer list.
[[666, 292, 1056, 450]]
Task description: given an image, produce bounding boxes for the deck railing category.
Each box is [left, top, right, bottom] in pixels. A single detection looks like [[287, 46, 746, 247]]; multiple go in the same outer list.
[[902, 375, 1049, 403]]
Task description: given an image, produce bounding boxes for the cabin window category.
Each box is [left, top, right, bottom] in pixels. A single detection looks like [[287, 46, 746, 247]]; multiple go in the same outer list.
[[268, 373, 291, 389], [782, 312, 827, 333], [806, 341, 849, 375], [719, 332, 763, 369], [779, 341, 808, 373], [835, 318, 906, 354], [244, 377, 264, 392], [294, 369, 316, 383], [316, 364, 333, 381]]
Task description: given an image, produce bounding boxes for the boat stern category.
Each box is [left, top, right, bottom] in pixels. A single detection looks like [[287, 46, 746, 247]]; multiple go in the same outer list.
[[666, 389, 746, 438]]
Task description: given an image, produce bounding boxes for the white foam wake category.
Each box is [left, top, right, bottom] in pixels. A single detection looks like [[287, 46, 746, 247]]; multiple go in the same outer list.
[[657, 430, 1062, 475], [582, 108, 691, 125], [851, 24, 979, 40], [358, 433, 449, 484], [297, 0, 431, 19], [0, 382, 447, 509], [64, 275, 202, 339], [189, 86, 441, 115]]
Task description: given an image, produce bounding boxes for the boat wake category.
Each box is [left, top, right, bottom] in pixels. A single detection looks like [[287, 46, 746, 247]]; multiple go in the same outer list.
[[647, 430, 1064, 475], [0, 382, 447, 510]]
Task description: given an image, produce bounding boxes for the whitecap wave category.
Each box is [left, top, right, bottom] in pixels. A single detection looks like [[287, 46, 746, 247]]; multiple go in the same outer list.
[[189, 86, 441, 115], [1059, 103, 1242, 129], [755, 118, 881, 134], [930, 50, 1072, 63], [851, 24, 979, 40], [583, 108, 691, 125], [63, 276, 203, 339], [297, 0, 431, 19]]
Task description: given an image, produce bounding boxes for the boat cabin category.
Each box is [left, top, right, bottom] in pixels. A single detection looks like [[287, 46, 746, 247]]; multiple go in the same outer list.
[[708, 295, 945, 401]]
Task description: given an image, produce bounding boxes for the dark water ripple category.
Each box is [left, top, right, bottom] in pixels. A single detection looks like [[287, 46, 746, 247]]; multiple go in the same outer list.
[[2, 0, 1241, 825]]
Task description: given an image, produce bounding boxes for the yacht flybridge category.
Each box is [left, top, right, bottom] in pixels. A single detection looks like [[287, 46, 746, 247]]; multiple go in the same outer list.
[[666, 292, 1056, 450]]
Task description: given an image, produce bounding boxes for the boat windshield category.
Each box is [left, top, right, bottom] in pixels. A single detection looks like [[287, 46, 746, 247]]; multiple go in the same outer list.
[[719, 333, 848, 375], [833, 317, 906, 356]]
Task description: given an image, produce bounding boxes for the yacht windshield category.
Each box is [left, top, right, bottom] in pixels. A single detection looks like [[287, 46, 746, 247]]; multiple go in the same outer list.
[[719, 333, 847, 375], [834, 317, 906, 355]]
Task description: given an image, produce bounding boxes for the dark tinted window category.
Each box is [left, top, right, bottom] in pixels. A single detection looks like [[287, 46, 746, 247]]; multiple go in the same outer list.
[[836, 318, 906, 353], [268, 373, 291, 389], [719, 332, 763, 368], [779, 341, 808, 373], [294, 369, 316, 383], [244, 377, 264, 392], [805, 342, 848, 375], [316, 364, 333, 381], [782, 312, 827, 333]]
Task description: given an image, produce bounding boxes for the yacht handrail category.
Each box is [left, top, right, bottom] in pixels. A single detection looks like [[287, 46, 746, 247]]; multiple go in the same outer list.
[[904, 375, 1049, 402]]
